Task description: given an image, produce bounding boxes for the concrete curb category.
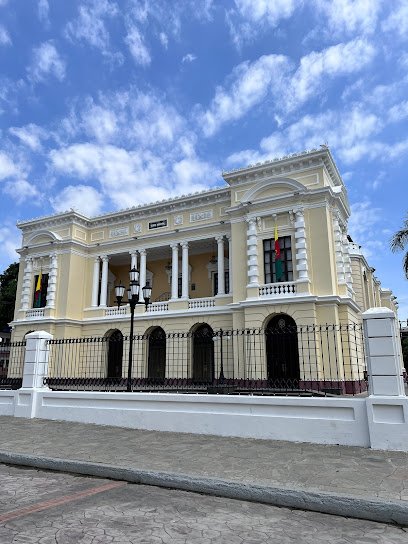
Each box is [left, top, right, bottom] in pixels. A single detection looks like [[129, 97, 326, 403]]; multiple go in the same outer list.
[[0, 450, 407, 526]]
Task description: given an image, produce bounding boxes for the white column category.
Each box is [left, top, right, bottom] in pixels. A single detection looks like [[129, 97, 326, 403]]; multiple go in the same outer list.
[[332, 211, 346, 286], [91, 257, 100, 307], [46, 253, 58, 308], [246, 218, 259, 287], [139, 248, 147, 303], [20, 256, 33, 310], [342, 226, 354, 297], [226, 234, 232, 294], [216, 235, 225, 295], [99, 255, 109, 307], [130, 250, 138, 270], [294, 209, 309, 282], [170, 243, 179, 300], [181, 241, 189, 299]]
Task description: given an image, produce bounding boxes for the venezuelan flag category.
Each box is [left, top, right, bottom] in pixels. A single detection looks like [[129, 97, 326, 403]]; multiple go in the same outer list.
[[274, 224, 283, 281]]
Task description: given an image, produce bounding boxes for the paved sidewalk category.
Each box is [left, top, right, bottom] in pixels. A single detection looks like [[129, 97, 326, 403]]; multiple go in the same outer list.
[[0, 416, 407, 525]]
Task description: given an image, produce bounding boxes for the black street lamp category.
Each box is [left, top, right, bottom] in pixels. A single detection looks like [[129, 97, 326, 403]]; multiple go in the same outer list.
[[115, 266, 152, 392]]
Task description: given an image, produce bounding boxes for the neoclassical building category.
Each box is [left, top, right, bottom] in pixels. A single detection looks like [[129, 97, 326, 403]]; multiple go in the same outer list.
[[12, 147, 397, 340], [10, 147, 398, 389]]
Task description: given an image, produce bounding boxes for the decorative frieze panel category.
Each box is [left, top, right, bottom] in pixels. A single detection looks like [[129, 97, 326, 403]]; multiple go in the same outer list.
[[134, 223, 142, 233], [174, 215, 183, 226], [91, 231, 104, 242], [74, 228, 87, 241], [109, 227, 129, 238], [190, 210, 213, 222]]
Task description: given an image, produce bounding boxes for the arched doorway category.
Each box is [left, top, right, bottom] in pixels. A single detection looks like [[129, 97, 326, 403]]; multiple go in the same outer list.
[[266, 314, 299, 386], [192, 324, 214, 383], [148, 327, 166, 380], [107, 329, 123, 378]]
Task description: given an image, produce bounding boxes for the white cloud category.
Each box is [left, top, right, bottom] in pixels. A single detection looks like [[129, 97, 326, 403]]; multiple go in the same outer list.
[[0, 226, 20, 267], [9, 124, 46, 151], [348, 200, 385, 260], [82, 106, 118, 142], [226, 107, 385, 168], [28, 41, 66, 82], [286, 38, 376, 111], [50, 184, 104, 217], [159, 32, 168, 48], [65, 0, 120, 59], [199, 54, 290, 136], [234, 0, 298, 25], [0, 151, 19, 180], [182, 53, 197, 63], [3, 179, 39, 204], [125, 25, 151, 65], [0, 25, 11, 45], [200, 39, 375, 136], [313, 0, 381, 36], [388, 100, 408, 123], [228, 0, 298, 47], [382, 1, 408, 40], [38, 0, 49, 25]]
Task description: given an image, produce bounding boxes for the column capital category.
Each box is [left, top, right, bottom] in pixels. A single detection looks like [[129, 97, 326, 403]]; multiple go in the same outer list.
[[294, 207, 304, 218], [129, 249, 138, 256], [101, 254, 110, 262], [180, 241, 189, 249], [170, 242, 179, 250], [139, 248, 147, 256], [25, 256, 33, 264], [215, 235, 225, 243], [49, 252, 58, 260], [225, 233, 231, 241], [245, 216, 257, 225], [94, 256, 100, 263]]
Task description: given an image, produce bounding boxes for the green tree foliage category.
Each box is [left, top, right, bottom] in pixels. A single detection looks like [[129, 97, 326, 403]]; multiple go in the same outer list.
[[391, 214, 408, 278], [0, 262, 19, 331]]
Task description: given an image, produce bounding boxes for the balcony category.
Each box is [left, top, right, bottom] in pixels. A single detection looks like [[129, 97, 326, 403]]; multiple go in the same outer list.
[[25, 308, 45, 319], [259, 281, 297, 297], [188, 297, 216, 310]]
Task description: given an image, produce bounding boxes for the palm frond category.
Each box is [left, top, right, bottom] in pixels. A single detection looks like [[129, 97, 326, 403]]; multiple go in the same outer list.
[[403, 252, 408, 280], [390, 228, 408, 252]]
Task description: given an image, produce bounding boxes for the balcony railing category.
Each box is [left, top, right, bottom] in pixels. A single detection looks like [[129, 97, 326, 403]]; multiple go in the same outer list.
[[259, 281, 297, 297], [26, 308, 45, 318], [147, 302, 169, 313], [188, 297, 216, 310], [105, 306, 129, 317]]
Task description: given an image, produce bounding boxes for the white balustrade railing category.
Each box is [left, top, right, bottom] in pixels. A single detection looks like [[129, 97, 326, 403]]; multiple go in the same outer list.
[[147, 302, 169, 313], [259, 282, 297, 297], [188, 298, 216, 310], [26, 308, 45, 318], [105, 306, 129, 317]]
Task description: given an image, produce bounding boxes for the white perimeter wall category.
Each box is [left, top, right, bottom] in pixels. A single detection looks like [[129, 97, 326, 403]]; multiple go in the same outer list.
[[0, 390, 371, 448]]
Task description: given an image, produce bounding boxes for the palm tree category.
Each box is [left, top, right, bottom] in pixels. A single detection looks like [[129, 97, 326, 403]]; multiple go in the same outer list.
[[391, 214, 408, 278]]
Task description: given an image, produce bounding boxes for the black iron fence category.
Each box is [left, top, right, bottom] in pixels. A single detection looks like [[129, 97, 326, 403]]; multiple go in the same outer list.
[[0, 340, 25, 389], [45, 324, 367, 396]]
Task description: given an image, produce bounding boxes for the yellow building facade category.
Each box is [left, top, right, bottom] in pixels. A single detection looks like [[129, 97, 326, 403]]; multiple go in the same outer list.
[[9, 148, 398, 392]]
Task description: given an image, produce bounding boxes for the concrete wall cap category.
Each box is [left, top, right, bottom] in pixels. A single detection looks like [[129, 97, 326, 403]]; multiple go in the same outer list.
[[362, 307, 395, 319], [25, 331, 54, 340]]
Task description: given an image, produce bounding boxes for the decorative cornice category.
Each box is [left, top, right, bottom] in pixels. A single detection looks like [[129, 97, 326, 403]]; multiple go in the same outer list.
[[17, 187, 231, 233], [222, 146, 343, 189]]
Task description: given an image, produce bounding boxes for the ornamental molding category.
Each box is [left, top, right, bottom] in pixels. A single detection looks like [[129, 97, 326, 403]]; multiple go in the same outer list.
[[18, 188, 231, 233], [222, 147, 342, 188]]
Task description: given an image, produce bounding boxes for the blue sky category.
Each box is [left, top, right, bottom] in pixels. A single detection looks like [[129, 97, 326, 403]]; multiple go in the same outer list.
[[0, 0, 407, 315]]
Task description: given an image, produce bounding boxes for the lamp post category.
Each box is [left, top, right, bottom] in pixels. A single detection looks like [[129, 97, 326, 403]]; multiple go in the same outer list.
[[115, 266, 152, 392]]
